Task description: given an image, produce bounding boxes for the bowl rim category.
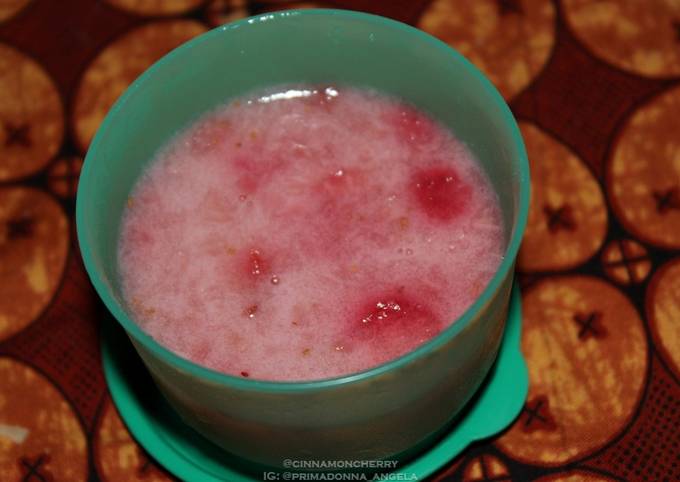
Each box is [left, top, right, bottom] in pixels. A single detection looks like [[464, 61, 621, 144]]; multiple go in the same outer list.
[[76, 8, 530, 392]]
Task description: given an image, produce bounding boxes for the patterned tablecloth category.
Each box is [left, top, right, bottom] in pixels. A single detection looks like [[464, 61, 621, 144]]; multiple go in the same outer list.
[[1, 1, 679, 481]]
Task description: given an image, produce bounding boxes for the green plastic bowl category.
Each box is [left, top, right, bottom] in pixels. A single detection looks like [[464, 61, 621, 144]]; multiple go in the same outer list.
[[77, 9, 529, 469]]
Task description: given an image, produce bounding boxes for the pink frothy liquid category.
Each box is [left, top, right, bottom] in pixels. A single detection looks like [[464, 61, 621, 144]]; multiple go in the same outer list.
[[118, 85, 504, 381]]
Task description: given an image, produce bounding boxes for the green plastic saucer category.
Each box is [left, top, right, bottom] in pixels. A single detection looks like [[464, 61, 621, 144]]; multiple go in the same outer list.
[[101, 285, 527, 481]]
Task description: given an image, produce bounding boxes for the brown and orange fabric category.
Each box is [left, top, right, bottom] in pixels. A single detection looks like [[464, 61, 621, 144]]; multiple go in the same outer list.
[[0, 1, 679, 481]]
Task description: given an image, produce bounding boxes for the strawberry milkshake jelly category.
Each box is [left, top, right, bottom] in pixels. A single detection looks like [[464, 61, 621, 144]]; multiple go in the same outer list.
[[118, 85, 504, 381]]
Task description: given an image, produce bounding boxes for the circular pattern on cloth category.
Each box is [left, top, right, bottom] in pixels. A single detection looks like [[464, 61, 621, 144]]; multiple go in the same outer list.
[[496, 276, 647, 465], [647, 258, 680, 379], [418, 0, 555, 100], [601, 238, 651, 286], [0, 187, 69, 342], [607, 85, 680, 249], [106, 0, 204, 16], [0, 357, 87, 481], [517, 122, 607, 272], [47, 156, 83, 199], [461, 454, 510, 481], [72, 19, 207, 152], [0, 43, 64, 181], [94, 399, 172, 481], [563, 0, 680, 77]]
